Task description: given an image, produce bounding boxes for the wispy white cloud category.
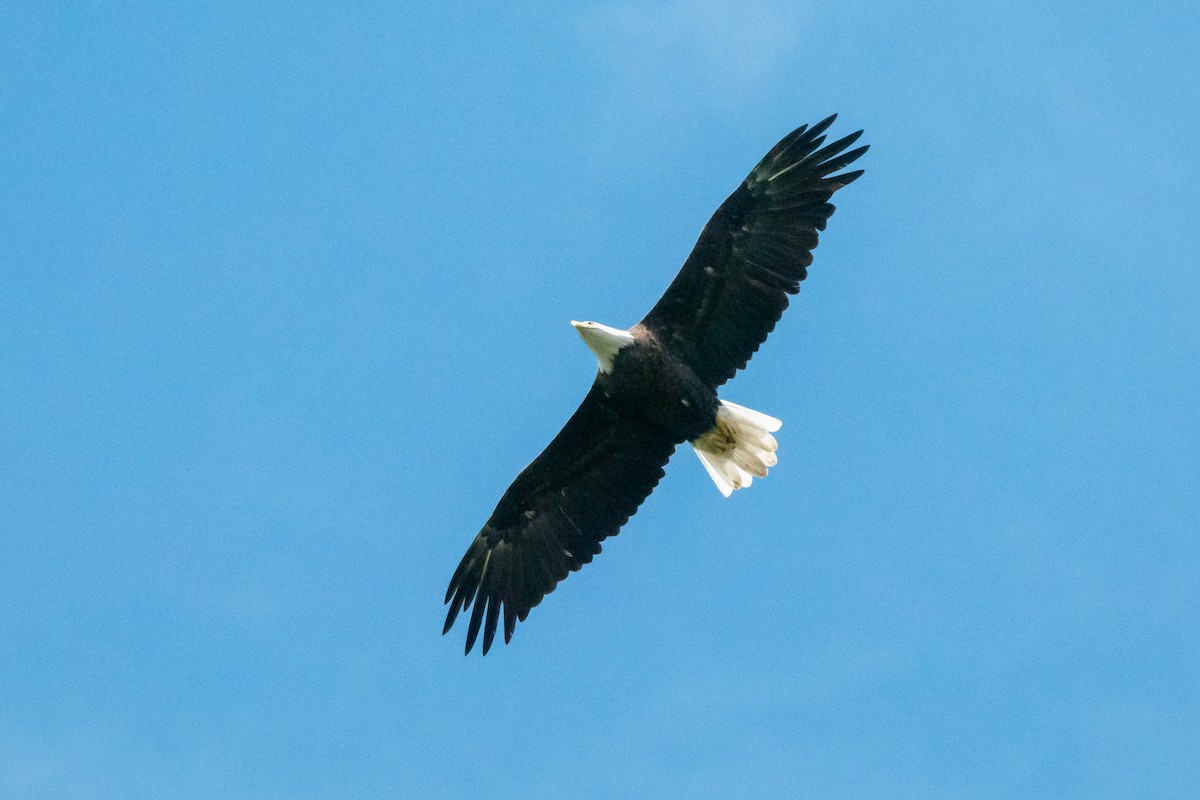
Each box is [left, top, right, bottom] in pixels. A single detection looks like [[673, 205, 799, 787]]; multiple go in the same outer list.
[[582, 0, 812, 111]]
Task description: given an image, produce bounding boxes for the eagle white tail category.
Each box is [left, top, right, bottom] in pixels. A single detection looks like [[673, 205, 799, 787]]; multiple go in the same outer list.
[[690, 400, 782, 497]]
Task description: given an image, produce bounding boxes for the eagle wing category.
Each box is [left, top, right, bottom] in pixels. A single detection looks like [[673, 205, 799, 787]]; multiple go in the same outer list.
[[639, 115, 867, 387], [443, 383, 676, 654]]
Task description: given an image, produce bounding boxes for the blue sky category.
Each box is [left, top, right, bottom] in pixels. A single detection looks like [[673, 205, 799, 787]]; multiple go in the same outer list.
[[2, 1, 1197, 797]]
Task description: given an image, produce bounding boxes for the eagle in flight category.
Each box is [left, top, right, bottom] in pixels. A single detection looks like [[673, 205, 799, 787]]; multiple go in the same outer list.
[[444, 115, 868, 654]]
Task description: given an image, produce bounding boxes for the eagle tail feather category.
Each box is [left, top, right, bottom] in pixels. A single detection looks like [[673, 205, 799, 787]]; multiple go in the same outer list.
[[690, 400, 781, 497]]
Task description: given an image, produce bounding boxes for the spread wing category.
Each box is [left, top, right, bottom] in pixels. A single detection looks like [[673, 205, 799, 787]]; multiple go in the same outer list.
[[640, 115, 868, 387], [443, 383, 676, 655]]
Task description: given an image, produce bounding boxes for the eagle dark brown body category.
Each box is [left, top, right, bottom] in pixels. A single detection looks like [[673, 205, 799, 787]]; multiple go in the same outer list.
[[599, 325, 721, 443]]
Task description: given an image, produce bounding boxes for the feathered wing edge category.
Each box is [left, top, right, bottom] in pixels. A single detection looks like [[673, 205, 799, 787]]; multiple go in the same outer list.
[[751, 114, 868, 194], [640, 114, 868, 387], [443, 389, 676, 655]]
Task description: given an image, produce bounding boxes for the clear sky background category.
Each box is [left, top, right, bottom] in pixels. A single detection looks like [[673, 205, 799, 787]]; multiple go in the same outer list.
[[2, 2, 1197, 798]]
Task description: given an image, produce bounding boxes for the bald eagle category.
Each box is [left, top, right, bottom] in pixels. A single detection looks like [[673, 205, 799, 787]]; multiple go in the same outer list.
[[444, 116, 867, 654]]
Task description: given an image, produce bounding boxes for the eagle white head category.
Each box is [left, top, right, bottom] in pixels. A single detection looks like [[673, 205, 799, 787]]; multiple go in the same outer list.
[[570, 320, 635, 373]]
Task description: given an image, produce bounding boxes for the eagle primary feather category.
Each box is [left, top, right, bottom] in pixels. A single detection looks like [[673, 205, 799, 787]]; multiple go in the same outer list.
[[444, 116, 867, 654]]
